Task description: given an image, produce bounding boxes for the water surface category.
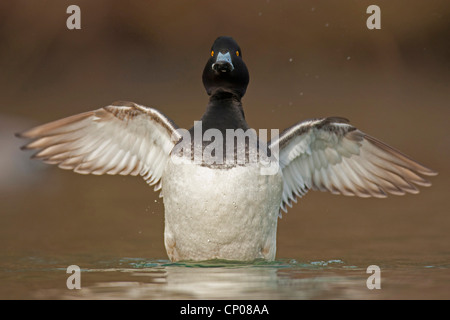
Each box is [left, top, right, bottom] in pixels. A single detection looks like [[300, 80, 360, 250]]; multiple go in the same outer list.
[[2, 255, 449, 299]]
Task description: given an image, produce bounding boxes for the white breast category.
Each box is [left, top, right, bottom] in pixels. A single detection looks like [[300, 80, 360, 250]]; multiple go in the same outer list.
[[162, 157, 283, 262]]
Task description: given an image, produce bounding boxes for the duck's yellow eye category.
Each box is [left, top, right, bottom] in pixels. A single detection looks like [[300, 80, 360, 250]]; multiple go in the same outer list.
[[236, 51, 239, 57], [211, 51, 214, 57]]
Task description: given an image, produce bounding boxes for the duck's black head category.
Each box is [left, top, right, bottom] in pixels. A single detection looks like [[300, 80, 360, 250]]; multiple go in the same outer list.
[[202, 36, 249, 99]]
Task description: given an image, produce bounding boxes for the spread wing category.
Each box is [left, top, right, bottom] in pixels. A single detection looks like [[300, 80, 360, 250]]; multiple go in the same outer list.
[[269, 117, 437, 212], [17, 101, 181, 192]]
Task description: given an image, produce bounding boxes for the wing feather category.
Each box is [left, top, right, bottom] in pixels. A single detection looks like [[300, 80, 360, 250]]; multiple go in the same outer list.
[[18, 101, 181, 193], [270, 117, 437, 212]]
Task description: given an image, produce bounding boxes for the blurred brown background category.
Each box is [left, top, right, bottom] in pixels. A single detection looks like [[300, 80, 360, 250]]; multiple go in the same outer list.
[[0, 0, 449, 271]]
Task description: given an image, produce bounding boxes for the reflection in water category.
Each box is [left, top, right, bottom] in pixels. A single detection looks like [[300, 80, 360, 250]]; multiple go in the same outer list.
[[33, 259, 373, 300]]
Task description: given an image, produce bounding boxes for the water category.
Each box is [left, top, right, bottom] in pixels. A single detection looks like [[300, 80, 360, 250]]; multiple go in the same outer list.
[[2, 254, 449, 299]]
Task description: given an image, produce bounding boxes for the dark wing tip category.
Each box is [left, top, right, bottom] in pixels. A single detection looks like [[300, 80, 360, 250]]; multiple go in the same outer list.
[[15, 130, 33, 150], [15, 132, 23, 138], [15, 128, 34, 139]]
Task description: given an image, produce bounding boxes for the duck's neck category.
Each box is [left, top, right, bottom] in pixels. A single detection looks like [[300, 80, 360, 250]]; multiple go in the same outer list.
[[200, 91, 249, 132]]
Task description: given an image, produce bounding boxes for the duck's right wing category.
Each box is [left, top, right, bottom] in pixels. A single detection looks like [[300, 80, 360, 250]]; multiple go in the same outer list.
[[17, 101, 182, 190]]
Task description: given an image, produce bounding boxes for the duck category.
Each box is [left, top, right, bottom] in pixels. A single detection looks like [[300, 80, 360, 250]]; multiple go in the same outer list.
[[17, 36, 437, 262]]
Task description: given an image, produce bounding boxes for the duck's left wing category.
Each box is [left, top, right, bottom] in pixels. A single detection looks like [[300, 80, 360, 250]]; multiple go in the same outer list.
[[17, 101, 181, 190], [269, 117, 437, 213]]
